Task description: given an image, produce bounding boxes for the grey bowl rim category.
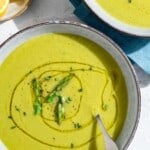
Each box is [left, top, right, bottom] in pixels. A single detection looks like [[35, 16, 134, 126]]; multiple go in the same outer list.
[[0, 20, 141, 150]]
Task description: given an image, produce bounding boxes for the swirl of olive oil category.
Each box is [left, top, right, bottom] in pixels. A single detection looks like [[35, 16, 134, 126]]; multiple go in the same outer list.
[[9, 61, 118, 149]]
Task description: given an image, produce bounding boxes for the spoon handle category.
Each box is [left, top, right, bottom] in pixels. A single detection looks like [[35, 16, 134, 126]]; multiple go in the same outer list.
[[96, 115, 119, 150]]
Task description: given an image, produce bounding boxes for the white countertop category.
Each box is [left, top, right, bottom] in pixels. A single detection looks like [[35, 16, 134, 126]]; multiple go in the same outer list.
[[0, 0, 150, 149]]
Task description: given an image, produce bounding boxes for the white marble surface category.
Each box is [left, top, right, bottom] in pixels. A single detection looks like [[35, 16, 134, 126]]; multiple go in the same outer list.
[[0, 0, 150, 149]]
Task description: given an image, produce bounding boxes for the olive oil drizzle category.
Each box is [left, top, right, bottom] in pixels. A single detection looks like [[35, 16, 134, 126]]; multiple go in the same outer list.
[[9, 61, 119, 149]]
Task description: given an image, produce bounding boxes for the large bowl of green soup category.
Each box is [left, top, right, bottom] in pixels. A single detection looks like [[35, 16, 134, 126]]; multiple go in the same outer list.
[[84, 0, 150, 37], [0, 21, 140, 150]]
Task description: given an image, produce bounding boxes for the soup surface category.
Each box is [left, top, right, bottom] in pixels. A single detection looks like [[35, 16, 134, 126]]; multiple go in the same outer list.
[[97, 0, 150, 27], [0, 33, 127, 150]]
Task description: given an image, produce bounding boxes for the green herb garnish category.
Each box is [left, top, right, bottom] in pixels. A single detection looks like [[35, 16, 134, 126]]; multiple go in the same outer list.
[[44, 76, 51, 81], [57, 103, 64, 124], [68, 97, 72, 101], [57, 96, 65, 124], [70, 67, 73, 71], [31, 73, 74, 124], [73, 122, 82, 129], [70, 143, 74, 148], [15, 106, 20, 112], [45, 74, 74, 124], [102, 104, 108, 111], [54, 78, 58, 81], [8, 116, 12, 119], [65, 97, 72, 103], [23, 112, 27, 116], [89, 66, 93, 70], [78, 88, 83, 92], [29, 70, 32, 74], [50, 74, 74, 124], [47, 92, 57, 103], [10, 126, 16, 129], [32, 78, 42, 115], [34, 101, 42, 115], [52, 73, 74, 93]]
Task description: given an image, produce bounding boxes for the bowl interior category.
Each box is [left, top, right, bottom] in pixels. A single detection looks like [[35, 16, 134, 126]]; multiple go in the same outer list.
[[84, 0, 150, 37], [0, 21, 140, 149]]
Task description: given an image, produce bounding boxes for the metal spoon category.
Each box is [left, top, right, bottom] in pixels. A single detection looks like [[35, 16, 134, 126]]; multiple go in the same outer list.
[[96, 114, 119, 150]]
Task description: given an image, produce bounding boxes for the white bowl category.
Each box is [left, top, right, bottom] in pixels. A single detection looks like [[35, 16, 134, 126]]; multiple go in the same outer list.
[[84, 0, 150, 37], [0, 21, 140, 149]]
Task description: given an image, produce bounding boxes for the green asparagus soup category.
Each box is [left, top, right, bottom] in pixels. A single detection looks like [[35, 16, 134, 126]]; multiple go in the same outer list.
[[97, 0, 150, 27], [0, 33, 127, 150]]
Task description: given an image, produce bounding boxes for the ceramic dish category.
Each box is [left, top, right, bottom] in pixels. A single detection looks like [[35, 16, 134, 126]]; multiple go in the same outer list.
[[0, 21, 140, 150], [0, 0, 31, 22], [84, 0, 150, 37]]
